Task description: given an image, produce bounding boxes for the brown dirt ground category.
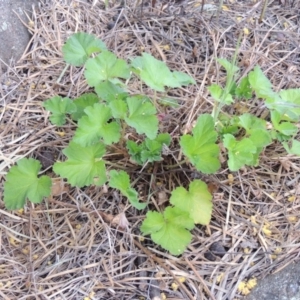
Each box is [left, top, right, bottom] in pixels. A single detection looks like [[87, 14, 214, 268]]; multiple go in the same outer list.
[[0, 0, 300, 299]]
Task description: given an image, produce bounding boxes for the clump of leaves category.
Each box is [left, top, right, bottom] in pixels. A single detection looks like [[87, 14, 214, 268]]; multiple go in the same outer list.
[[3, 32, 300, 256]]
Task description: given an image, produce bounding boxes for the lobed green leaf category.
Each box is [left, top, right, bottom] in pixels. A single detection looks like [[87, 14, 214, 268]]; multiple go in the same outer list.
[[43, 96, 76, 126], [73, 103, 121, 146], [53, 141, 107, 187], [4, 158, 52, 210], [109, 170, 146, 209], [140, 207, 194, 255], [170, 180, 212, 225], [180, 114, 220, 174], [62, 32, 106, 66]]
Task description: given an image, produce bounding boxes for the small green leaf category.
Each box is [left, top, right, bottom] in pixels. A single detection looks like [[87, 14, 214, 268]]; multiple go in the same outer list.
[[271, 111, 298, 136], [131, 53, 195, 92], [85, 51, 130, 87], [53, 141, 107, 187], [170, 180, 212, 225], [208, 84, 233, 105], [126, 140, 144, 165], [277, 89, 300, 120], [223, 134, 257, 171], [217, 58, 239, 75], [71, 93, 99, 121], [238, 113, 267, 133], [131, 54, 172, 92], [158, 97, 180, 108], [155, 133, 171, 146], [208, 84, 222, 102], [43, 96, 76, 126], [4, 158, 52, 210], [235, 76, 252, 99], [109, 170, 146, 209], [283, 140, 300, 155], [238, 113, 272, 147], [248, 66, 277, 99], [141, 133, 171, 162], [249, 129, 272, 148], [141, 207, 195, 255], [180, 114, 220, 174], [95, 80, 128, 103], [73, 103, 121, 146], [125, 96, 158, 139], [172, 71, 196, 86], [62, 32, 106, 66], [109, 99, 128, 119], [141, 139, 163, 162]]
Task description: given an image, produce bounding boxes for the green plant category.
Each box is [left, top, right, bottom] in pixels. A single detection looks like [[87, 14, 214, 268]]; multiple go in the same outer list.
[[3, 32, 300, 255]]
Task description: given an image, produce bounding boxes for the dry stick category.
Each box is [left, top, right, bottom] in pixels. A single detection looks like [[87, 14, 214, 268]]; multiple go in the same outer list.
[[259, 0, 268, 23], [185, 258, 216, 300], [133, 239, 195, 300]]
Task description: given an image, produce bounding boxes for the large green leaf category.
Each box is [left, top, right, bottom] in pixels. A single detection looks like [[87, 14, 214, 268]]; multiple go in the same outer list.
[[170, 180, 212, 225], [43, 96, 76, 126], [62, 32, 106, 66], [141, 207, 195, 255], [180, 114, 220, 174], [85, 51, 130, 87], [73, 103, 121, 146], [131, 53, 195, 92], [125, 96, 158, 139], [53, 141, 107, 187], [4, 158, 51, 210]]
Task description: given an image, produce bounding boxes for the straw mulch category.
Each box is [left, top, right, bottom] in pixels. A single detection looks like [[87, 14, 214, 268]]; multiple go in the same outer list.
[[1, 0, 300, 299]]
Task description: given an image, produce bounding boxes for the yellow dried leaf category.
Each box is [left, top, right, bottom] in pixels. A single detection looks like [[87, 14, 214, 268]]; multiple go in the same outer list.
[[246, 278, 257, 289], [9, 237, 18, 247], [288, 195, 296, 202], [178, 277, 186, 283], [287, 216, 298, 222], [237, 281, 246, 292], [228, 174, 234, 185], [274, 247, 282, 254], [55, 131, 66, 137], [243, 247, 251, 254], [262, 225, 272, 236], [222, 5, 229, 11], [243, 27, 250, 35], [17, 208, 24, 214], [160, 44, 170, 51], [216, 273, 224, 283], [51, 178, 69, 196], [22, 247, 29, 255], [171, 282, 179, 291], [250, 215, 257, 225]]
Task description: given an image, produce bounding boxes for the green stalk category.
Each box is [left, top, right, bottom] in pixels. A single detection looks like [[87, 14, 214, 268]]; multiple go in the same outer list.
[[212, 31, 243, 123]]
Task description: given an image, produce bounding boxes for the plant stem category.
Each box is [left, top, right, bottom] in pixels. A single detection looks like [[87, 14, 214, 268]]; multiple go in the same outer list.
[[212, 31, 243, 123]]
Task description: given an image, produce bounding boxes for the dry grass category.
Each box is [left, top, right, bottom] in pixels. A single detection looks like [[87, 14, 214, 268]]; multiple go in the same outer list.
[[1, 0, 300, 299]]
